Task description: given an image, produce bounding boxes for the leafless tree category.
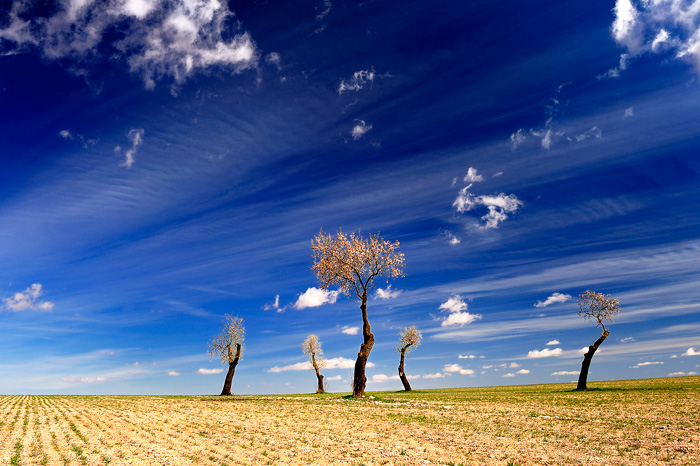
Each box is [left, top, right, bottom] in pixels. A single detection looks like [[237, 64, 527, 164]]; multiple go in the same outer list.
[[208, 314, 245, 396], [312, 229, 405, 398], [302, 334, 326, 394], [397, 326, 421, 391], [576, 290, 620, 390]]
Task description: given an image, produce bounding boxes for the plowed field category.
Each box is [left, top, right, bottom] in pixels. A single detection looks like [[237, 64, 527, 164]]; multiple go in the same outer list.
[[1, 377, 698, 465]]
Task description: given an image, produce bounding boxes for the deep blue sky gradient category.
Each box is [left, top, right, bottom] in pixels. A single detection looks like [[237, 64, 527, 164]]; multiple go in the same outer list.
[[1, 0, 699, 394]]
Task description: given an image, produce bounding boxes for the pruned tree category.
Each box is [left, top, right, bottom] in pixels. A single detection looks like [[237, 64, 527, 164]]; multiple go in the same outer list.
[[397, 326, 421, 391], [311, 229, 405, 398], [208, 314, 245, 396], [302, 334, 326, 394], [576, 290, 620, 390]]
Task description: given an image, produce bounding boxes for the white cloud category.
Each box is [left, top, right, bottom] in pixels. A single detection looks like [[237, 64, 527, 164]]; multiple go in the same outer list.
[[682, 347, 700, 356], [546, 340, 560, 346], [509, 362, 521, 368], [265, 52, 281, 68], [341, 326, 360, 335], [598, 53, 630, 79], [119, 128, 144, 168], [609, 0, 700, 74], [463, 167, 484, 183], [510, 128, 527, 150], [453, 184, 523, 229], [517, 369, 530, 374], [374, 285, 401, 300], [338, 69, 375, 94], [167, 371, 181, 376], [197, 368, 224, 375], [351, 120, 372, 140], [534, 292, 572, 308], [61, 377, 109, 384], [575, 126, 602, 142], [294, 287, 340, 310], [263, 294, 283, 312], [438, 295, 482, 327], [458, 354, 477, 359], [326, 375, 342, 381], [59, 129, 73, 139], [0, 0, 258, 88], [268, 356, 371, 373], [551, 370, 578, 376], [371, 373, 400, 383], [620, 337, 635, 343], [502, 373, 516, 378], [316, 0, 332, 22], [443, 364, 474, 375], [3, 283, 54, 312], [624, 107, 634, 118], [631, 361, 664, 368], [527, 348, 563, 358], [445, 232, 461, 245], [422, 372, 447, 379], [668, 371, 698, 377]]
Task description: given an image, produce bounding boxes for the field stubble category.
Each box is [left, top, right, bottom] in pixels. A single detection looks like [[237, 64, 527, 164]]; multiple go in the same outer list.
[[0, 377, 698, 465]]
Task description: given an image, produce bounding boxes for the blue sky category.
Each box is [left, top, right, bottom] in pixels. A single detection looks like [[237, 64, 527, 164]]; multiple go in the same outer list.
[[1, 0, 699, 395]]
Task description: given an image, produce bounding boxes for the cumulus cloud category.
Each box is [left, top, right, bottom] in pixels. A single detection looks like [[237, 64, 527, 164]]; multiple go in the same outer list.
[[551, 370, 578, 376], [197, 368, 224, 374], [668, 371, 698, 376], [423, 372, 447, 379], [338, 69, 375, 93], [371, 373, 399, 383], [517, 369, 530, 374], [527, 348, 563, 358], [117, 128, 144, 168], [444, 232, 461, 245], [438, 295, 482, 327], [453, 184, 523, 229], [458, 354, 477, 359], [3, 283, 54, 312], [631, 361, 664, 368], [351, 120, 372, 140], [503, 373, 516, 378], [609, 0, 700, 74], [341, 326, 360, 335], [443, 364, 474, 375], [167, 371, 181, 376], [0, 0, 258, 88], [374, 285, 401, 300], [268, 356, 372, 373], [463, 167, 484, 183], [682, 347, 700, 356], [534, 293, 572, 308], [547, 340, 560, 346], [294, 287, 340, 309], [326, 375, 342, 381], [509, 362, 521, 368]]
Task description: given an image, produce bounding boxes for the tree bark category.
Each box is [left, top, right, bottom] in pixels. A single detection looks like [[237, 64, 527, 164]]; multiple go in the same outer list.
[[220, 343, 241, 396], [312, 353, 325, 394], [353, 294, 374, 398], [398, 346, 411, 391], [576, 330, 609, 391]]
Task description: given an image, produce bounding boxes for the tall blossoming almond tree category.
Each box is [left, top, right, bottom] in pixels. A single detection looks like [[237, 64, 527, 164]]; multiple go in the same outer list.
[[302, 334, 326, 394], [397, 326, 421, 391], [208, 314, 245, 396], [311, 229, 405, 398], [576, 291, 620, 390]]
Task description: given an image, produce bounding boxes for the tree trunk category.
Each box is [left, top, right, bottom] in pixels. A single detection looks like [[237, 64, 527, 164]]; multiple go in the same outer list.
[[398, 346, 411, 391], [312, 354, 325, 394], [576, 330, 609, 391], [220, 343, 241, 396], [353, 295, 374, 398]]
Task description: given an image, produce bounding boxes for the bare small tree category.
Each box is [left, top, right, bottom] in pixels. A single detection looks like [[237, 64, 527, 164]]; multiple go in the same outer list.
[[312, 229, 405, 398], [302, 334, 326, 394], [397, 326, 421, 391], [208, 314, 245, 396], [576, 291, 620, 390]]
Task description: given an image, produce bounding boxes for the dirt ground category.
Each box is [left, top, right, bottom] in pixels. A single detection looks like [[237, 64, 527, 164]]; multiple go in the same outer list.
[[1, 378, 699, 465]]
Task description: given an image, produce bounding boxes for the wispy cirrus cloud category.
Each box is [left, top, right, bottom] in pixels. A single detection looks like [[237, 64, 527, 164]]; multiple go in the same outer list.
[[338, 69, 375, 94], [116, 129, 144, 168], [0, 0, 258, 87], [351, 120, 372, 140], [3, 284, 54, 312], [197, 368, 224, 375]]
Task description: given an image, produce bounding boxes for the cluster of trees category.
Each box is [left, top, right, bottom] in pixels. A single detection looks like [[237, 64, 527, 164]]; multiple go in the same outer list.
[[207, 229, 620, 396]]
